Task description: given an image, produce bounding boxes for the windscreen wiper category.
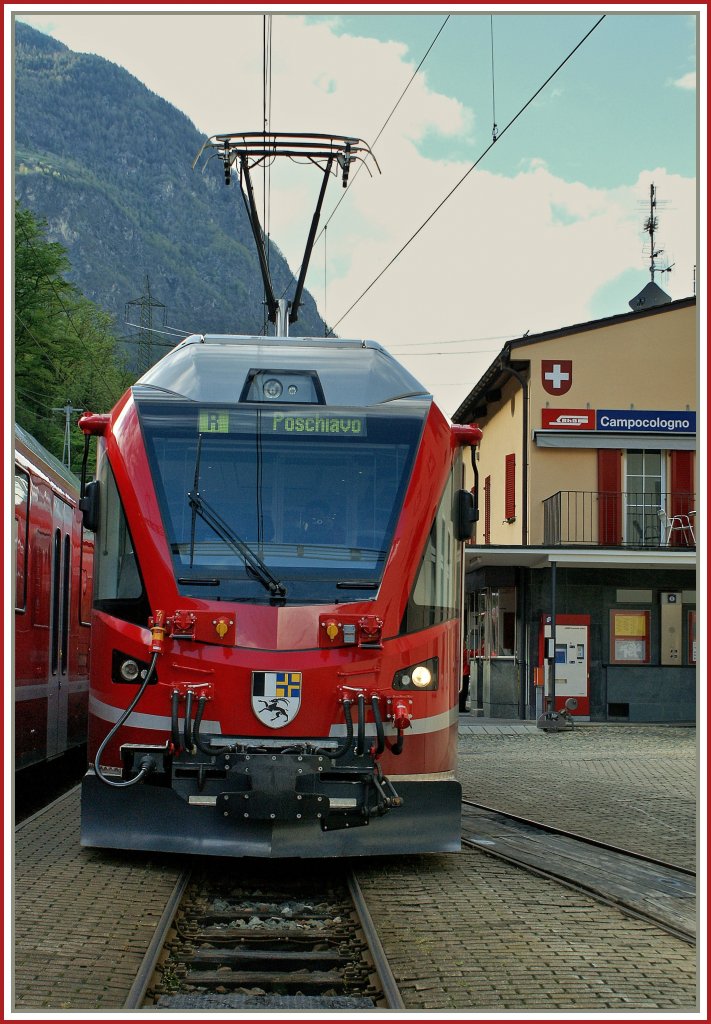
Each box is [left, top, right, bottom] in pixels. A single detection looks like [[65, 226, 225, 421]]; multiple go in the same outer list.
[[187, 490, 286, 598]]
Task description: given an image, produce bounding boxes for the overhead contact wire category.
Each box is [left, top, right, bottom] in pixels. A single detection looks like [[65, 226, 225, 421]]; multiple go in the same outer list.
[[331, 15, 606, 332]]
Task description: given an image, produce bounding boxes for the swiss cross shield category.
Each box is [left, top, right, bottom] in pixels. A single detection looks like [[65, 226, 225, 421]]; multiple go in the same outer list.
[[541, 359, 573, 396], [252, 671, 301, 728]]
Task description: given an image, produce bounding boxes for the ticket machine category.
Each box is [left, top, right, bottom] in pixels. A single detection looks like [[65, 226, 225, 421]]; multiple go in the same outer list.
[[539, 614, 590, 717]]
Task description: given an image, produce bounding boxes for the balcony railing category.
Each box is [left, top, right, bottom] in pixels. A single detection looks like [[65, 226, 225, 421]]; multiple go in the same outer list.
[[543, 491, 696, 548]]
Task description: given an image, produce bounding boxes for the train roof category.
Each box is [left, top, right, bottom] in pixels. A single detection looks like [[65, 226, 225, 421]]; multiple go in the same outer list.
[[14, 423, 81, 494], [134, 335, 432, 408]]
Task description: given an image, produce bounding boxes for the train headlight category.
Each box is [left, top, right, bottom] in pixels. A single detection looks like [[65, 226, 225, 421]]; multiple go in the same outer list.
[[411, 665, 432, 688], [263, 378, 283, 399], [112, 650, 156, 685], [392, 657, 438, 691], [119, 659, 140, 682]]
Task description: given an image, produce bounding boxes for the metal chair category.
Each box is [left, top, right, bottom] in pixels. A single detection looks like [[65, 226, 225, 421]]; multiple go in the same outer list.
[[657, 507, 695, 546]]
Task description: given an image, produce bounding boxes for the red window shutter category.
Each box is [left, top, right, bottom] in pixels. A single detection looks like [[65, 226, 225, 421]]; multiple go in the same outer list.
[[484, 475, 491, 545], [505, 453, 516, 520], [597, 449, 621, 545], [670, 451, 695, 547]]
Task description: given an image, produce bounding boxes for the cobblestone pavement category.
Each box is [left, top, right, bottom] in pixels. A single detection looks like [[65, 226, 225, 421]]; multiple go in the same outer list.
[[13, 790, 183, 1010], [457, 723, 697, 868], [357, 848, 697, 1012], [13, 723, 699, 1014], [357, 722, 699, 1013]]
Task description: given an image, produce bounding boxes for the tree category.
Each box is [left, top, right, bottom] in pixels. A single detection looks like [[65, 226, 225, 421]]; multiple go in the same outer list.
[[14, 202, 132, 462]]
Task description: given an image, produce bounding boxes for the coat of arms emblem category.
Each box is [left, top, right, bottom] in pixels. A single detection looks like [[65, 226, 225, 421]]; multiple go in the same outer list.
[[541, 359, 573, 396], [251, 671, 302, 728]]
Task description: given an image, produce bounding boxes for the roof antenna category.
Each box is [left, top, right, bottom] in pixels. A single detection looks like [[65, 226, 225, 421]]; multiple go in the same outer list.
[[628, 183, 672, 312]]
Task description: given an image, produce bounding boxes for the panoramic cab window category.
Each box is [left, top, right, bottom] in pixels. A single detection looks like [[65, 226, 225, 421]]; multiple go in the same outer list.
[[137, 401, 425, 604], [93, 457, 147, 624], [401, 459, 463, 633]]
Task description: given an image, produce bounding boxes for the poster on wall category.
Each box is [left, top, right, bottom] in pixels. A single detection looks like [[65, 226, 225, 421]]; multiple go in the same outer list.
[[610, 609, 650, 664]]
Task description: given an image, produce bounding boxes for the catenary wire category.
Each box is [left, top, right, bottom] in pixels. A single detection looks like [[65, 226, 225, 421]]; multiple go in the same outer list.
[[271, 14, 451, 318], [330, 14, 606, 333]]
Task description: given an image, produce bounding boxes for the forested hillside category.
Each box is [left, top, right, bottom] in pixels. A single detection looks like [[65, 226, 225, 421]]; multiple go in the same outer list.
[[14, 20, 325, 366], [15, 203, 132, 459]]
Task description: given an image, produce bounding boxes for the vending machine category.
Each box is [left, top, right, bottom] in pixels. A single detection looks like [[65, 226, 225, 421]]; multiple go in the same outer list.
[[538, 614, 590, 717]]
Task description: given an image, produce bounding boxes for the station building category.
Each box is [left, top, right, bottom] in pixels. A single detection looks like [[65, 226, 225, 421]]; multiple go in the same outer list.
[[453, 294, 698, 723]]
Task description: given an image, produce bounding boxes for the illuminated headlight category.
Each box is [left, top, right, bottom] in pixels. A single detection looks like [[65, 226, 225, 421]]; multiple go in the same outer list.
[[411, 665, 432, 688], [263, 378, 283, 399], [392, 657, 438, 691]]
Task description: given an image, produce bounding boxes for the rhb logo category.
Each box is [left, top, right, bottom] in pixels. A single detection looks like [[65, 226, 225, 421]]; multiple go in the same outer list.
[[542, 409, 595, 430]]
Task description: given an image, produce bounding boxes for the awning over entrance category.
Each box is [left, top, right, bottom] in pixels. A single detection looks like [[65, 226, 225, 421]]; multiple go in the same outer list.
[[534, 431, 696, 451]]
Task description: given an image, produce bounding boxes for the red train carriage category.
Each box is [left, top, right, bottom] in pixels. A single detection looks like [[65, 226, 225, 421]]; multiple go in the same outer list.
[[14, 424, 92, 772], [78, 335, 481, 858]]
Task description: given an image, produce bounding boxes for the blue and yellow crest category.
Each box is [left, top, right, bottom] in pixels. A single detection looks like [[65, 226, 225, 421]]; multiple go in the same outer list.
[[251, 671, 302, 728]]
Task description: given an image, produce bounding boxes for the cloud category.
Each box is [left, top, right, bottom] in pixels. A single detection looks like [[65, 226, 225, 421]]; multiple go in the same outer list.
[[16, 12, 697, 418], [671, 71, 696, 90]]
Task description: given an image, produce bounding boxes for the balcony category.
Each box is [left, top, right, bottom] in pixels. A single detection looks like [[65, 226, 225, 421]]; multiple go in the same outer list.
[[543, 491, 696, 548]]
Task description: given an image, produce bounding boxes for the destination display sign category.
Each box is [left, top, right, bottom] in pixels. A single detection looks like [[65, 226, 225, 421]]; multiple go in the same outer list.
[[197, 409, 367, 436], [270, 413, 366, 435], [596, 410, 696, 434]]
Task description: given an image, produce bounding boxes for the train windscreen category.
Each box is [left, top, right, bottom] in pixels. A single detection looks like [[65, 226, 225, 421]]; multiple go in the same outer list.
[[137, 400, 426, 603]]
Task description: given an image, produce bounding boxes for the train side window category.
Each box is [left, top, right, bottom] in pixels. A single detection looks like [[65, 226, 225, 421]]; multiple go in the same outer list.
[[51, 528, 61, 675], [93, 459, 149, 625], [61, 533, 71, 674], [14, 468, 29, 611], [401, 460, 462, 633]]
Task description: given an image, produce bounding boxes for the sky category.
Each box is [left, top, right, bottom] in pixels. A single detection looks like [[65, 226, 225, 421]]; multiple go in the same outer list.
[[8, 3, 703, 419]]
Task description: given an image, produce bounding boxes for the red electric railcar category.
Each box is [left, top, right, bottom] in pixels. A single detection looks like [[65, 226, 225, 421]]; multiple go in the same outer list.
[[14, 424, 92, 772], [78, 334, 481, 858]]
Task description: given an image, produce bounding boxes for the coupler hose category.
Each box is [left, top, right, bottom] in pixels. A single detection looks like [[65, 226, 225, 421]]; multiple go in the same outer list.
[[193, 695, 233, 755], [371, 695, 385, 756], [183, 689, 194, 752], [317, 698, 353, 759], [390, 729, 405, 756], [94, 652, 159, 788], [355, 693, 366, 756], [171, 689, 181, 750]]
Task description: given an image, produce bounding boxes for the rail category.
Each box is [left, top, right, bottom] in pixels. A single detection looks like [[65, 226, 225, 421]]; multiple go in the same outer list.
[[461, 800, 696, 944]]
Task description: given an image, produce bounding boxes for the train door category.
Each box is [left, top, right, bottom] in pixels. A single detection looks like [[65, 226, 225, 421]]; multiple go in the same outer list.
[[46, 496, 74, 758]]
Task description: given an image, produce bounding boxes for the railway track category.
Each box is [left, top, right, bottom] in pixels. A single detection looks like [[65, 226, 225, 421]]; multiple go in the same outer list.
[[461, 799, 696, 944], [126, 862, 404, 1010]]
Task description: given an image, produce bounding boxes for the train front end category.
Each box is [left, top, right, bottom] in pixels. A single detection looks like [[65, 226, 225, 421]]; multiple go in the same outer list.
[[79, 335, 480, 858]]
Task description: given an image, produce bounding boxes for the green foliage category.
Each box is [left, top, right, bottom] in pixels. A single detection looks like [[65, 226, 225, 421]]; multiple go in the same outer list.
[[14, 202, 132, 461]]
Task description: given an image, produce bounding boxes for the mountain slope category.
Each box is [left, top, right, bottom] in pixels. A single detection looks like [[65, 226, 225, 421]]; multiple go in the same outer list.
[[14, 21, 325, 357]]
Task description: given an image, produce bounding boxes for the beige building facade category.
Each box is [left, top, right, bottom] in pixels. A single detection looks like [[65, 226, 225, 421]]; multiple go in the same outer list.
[[454, 296, 697, 723]]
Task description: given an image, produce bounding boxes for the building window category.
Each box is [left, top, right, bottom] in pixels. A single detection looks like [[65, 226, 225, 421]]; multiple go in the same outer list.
[[609, 608, 650, 664], [474, 587, 516, 659], [624, 450, 663, 545], [504, 453, 516, 522], [490, 587, 516, 657]]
